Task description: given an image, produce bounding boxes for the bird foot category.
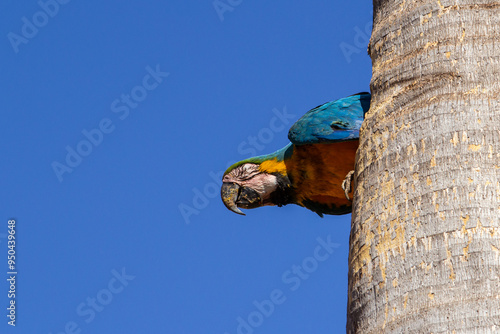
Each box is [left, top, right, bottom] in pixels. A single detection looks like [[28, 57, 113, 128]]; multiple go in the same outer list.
[[342, 170, 355, 201]]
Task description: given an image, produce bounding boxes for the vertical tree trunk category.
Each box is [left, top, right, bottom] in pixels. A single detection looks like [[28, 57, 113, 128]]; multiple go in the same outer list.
[[347, 0, 500, 333]]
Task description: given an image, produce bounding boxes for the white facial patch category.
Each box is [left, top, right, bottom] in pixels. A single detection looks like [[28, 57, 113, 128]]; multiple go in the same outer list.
[[223, 163, 279, 204], [223, 163, 260, 183]]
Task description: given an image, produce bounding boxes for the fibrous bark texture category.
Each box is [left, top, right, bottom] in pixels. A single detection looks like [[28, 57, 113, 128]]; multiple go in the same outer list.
[[347, 0, 500, 333]]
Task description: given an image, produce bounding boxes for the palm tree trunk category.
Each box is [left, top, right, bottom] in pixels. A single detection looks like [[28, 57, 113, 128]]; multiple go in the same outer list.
[[347, 0, 500, 333]]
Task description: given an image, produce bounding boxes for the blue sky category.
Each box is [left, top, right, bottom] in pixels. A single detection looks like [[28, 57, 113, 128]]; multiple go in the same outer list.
[[1, 1, 372, 333]]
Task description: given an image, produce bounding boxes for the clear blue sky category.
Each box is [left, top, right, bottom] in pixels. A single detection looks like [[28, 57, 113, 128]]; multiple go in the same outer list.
[[1, 1, 372, 333]]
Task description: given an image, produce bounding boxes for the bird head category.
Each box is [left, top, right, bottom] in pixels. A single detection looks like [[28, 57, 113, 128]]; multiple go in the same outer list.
[[221, 145, 293, 215]]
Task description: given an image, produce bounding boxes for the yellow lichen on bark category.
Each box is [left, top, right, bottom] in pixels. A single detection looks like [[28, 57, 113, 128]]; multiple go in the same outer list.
[[443, 232, 456, 280]]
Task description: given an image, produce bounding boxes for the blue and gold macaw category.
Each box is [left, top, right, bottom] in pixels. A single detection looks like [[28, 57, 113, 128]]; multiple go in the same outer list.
[[221, 92, 370, 217]]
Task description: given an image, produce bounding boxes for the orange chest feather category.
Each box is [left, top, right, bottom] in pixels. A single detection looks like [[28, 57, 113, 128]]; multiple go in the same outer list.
[[286, 141, 359, 207]]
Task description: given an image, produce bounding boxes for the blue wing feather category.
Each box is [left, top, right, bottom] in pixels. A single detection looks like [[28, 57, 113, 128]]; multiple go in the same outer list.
[[288, 93, 371, 145]]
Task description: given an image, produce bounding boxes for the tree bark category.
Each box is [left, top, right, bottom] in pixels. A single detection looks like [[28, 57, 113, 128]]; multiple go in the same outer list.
[[347, 0, 500, 333]]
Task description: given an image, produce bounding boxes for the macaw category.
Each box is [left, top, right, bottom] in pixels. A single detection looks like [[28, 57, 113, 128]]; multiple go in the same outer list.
[[221, 92, 370, 217]]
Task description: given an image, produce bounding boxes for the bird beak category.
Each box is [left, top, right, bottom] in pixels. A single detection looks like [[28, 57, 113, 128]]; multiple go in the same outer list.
[[221, 182, 245, 215], [236, 186, 262, 209], [221, 182, 263, 215]]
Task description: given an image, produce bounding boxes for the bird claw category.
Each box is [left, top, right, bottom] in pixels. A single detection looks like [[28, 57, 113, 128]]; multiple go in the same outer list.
[[342, 170, 355, 201]]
